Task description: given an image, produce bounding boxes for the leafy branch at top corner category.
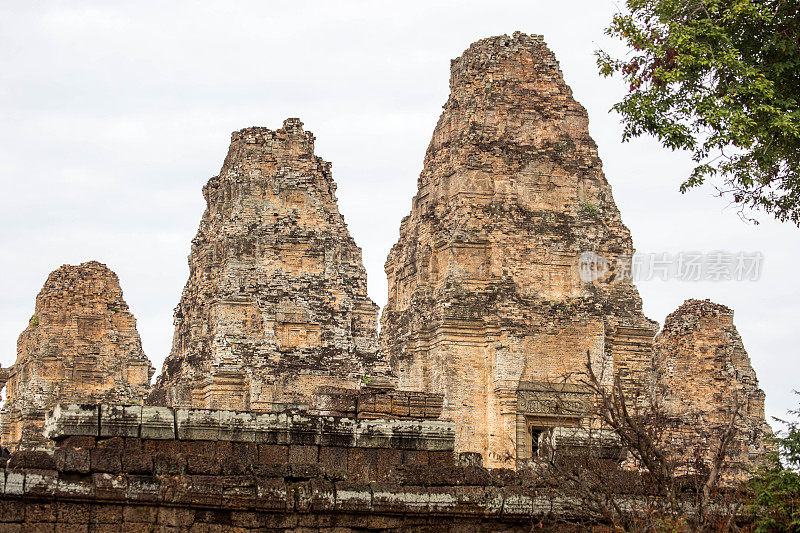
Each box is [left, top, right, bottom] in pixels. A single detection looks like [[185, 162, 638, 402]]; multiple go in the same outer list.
[[596, 0, 800, 226]]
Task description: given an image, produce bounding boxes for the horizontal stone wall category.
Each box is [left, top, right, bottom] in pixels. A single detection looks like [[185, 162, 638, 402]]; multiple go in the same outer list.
[[44, 404, 454, 450], [0, 403, 572, 530], [0, 404, 750, 531], [0, 419, 559, 531], [0, 446, 562, 532]]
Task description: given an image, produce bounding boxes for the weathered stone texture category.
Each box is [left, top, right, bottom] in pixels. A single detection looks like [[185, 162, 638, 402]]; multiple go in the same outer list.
[[0, 261, 153, 451], [654, 299, 772, 471], [150, 119, 389, 410], [380, 32, 657, 467]]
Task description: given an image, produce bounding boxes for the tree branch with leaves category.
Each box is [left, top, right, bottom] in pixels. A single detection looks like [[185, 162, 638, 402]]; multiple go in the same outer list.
[[597, 0, 800, 225], [529, 353, 747, 530]]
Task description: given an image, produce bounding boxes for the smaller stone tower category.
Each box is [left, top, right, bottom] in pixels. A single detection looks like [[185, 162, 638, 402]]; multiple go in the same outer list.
[[1, 261, 154, 450], [654, 299, 772, 473]]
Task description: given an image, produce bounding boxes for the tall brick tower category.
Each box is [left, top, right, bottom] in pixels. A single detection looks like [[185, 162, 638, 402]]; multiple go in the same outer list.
[[150, 119, 388, 410], [381, 33, 657, 467]]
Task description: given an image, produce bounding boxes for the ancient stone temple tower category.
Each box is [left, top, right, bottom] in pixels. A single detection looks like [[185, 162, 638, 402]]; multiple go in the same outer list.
[[380, 33, 658, 467], [0, 261, 153, 450], [654, 299, 771, 470], [150, 119, 388, 410]]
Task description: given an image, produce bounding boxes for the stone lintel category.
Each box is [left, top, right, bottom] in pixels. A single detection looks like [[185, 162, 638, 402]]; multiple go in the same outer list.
[[140, 405, 176, 439], [99, 405, 141, 438]]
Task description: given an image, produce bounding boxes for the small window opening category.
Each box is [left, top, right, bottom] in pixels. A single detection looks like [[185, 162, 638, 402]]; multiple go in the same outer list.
[[530, 428, 544, 457]]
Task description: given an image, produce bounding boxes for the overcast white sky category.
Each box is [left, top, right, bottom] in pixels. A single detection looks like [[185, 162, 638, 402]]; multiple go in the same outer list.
[[1, 1, 797, 424]]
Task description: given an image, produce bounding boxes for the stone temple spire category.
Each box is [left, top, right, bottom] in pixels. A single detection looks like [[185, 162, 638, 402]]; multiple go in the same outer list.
[[150, 119, 388, 410], [380, 33, 657, 467]]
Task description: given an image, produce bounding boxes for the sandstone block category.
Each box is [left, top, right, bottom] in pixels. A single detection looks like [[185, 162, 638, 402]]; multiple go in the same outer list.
[[334, 481, 372, 513], [287, 413, 320, 446], [218, 410, 258, 442], [23, 469, 58, 498], [55, 476, 94, 499], [44, 405, 99, 440], [5, 471, 24, 495], [187, 475, 223, 507], [319, 417, 356, 447], [501, 487, 534, 519], [255, 478, 287, 511], [92, 473, 126, 500], [140, 406, 175, 440], [99, 405, 141, 438], [175, 409, 219, 441], [126, 475, 159, 503]]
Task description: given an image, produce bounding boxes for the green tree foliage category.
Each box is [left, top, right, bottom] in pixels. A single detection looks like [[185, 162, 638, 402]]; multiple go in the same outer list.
[[749, 396, 800, 531], [597, 0, 800, 225]]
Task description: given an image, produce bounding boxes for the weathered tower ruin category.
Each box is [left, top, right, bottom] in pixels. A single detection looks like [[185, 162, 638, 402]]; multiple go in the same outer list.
[[380, 33, 658, 467], [654, 299, 771, 470], [0, 261, 154, 450], [150, 119, 389, 410]]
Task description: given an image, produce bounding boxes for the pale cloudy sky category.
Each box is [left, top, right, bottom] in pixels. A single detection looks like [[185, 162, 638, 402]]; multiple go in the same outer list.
[[1, 1, 797, 424]]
